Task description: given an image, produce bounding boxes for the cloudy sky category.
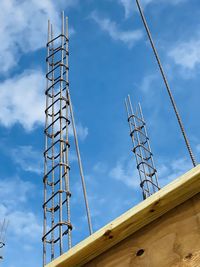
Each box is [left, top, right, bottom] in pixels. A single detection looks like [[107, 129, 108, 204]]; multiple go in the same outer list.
[[0, 0, 200, 266]]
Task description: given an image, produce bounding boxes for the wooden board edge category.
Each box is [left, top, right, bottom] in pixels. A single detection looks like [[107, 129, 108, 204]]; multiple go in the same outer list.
[[46, 165, 200, 267]]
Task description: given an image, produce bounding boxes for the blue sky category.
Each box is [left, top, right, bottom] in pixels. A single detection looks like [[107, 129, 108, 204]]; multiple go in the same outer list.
[[0, 0, 200, 266]]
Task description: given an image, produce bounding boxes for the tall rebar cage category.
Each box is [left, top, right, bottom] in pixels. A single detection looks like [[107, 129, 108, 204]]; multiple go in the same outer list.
[[43, 13, 72, 265], [43, 12, 93, 266], [125, 95, 160, 199]]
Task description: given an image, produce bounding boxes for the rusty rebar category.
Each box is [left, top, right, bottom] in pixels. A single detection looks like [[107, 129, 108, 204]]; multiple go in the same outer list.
[[135, 0, 197, 167]]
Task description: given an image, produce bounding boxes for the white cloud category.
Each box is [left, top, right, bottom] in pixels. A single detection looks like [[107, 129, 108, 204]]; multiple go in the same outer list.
[[11, 145, 43, 174], [66, 122, 89, 141], [0, 70, 44, 130], [0, 207, 42, 256], [109, 158, 139, 188], [56, 0, 80, 9], [143, 0, 187, 6], [118, 0, 187, 18], [90, 11, 143, 48], [0, 176, 34, 206], [0, 176, 41, 243], [196, 144, 200, 153], [140, 73, 158, 93], [93, 162, 107, 173], [7, 211, 42, 241], [0, 0, 76, 73], [108, 155, 192, 191], [118, 0, 134, 18], [10, 143, 87, 175], [76, 124, 89, 141], [168, 38, 200, 69], [158, 157, 192, 187], [0, 208, 42, 243], [0, 70, 89, 135]]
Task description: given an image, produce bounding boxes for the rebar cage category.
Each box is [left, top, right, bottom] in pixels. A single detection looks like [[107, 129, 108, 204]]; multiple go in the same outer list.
[[125, 95, 160, 199], [43, 12, 93, 266], [43, 13, 72, 265]]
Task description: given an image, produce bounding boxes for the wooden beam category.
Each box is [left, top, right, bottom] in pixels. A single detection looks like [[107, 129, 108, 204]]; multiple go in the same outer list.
[[85, 193, 200, 267], [46, 165, 200, 267]]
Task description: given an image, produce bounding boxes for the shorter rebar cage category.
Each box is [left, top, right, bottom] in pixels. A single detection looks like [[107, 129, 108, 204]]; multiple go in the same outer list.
[[125, 95, 160, 199]]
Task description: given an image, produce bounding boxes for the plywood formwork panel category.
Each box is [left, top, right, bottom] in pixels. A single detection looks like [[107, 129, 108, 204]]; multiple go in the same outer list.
[[85, 193, 200, 267], [46, 165, 200, 267]]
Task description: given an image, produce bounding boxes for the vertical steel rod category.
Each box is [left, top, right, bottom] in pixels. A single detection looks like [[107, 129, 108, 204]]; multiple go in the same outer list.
[[58, 10, 65, 255], [50, 23, 55, 261], [64, 16, 72, 249], [138, 102, 159, 188], [135, 105, 155, 193], [135, 0, 197, 167], [68, 91, 93, 235], [43, 19, 50, 266]]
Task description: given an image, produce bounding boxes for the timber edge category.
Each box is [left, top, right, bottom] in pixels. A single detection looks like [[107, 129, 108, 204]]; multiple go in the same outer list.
[[46, 164, 200, 267]]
